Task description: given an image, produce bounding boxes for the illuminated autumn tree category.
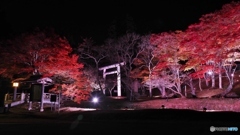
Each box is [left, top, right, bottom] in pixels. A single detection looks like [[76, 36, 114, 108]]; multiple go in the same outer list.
[[131, 34, 159, 97], [0, 28, 90, 103], [182, 1, 240, 96], [150, 31, 188, 97], [180, 25, 217, 91], [42, 51, 91, 103]]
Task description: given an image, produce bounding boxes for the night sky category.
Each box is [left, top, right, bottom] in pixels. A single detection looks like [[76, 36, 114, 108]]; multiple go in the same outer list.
[[0, 0, 238, 44]]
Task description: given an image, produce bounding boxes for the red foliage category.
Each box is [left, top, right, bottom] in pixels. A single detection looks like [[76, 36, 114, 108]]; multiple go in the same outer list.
[[149, 1, 240, 83], [1, 28, 91, 103]]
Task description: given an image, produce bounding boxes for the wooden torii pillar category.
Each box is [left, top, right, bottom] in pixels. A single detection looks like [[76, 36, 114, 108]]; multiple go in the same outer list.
[[99, 62, 125, 96]]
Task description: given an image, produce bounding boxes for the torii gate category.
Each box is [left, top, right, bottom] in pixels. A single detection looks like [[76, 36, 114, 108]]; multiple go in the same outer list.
[[99, 62, 125, 96]]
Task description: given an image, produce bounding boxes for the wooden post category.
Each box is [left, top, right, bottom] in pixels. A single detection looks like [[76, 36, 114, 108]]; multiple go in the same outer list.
[[117, 65, 121, 96], [185, 85, 187, 97], [40, 83, 44, 112]]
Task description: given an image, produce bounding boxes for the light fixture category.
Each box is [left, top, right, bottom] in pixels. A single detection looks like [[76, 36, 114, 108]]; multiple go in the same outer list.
[[207, 71, 213, 75], [12, 82, 19, 101], [13, 82, 19, 87], [92, 97, 99, 103]]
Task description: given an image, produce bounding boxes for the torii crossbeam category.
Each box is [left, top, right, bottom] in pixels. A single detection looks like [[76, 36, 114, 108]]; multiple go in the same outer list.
[[99, 62, 125, 96]]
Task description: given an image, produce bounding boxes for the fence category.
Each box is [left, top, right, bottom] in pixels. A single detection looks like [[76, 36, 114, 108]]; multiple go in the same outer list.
[[4, 93, 26, 102]]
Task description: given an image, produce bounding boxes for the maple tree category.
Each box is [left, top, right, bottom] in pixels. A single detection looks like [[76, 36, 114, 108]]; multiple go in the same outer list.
[[147, 1, 240, 97], [149, 31, 189, 97], [131, 34, 159, 97], [181, 1, 240, 96], [0, 28, 91, 103]]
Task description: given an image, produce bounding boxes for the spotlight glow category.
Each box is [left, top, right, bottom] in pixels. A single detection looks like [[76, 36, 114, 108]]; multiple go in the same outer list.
[[92, 97, 99, 103]]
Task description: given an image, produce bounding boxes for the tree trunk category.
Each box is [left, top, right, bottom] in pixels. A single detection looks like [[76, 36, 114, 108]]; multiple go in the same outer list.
[[221, 63, 236, 96], [109, 90, 112, 97], [96, 65, 104, 94], [147, 77, 152, 97], [219, 72, 222, 89], [211, 74, 215, 88], [205, 79, 209, 87], [189, 78, 195, 96], [222, 83, 233, 96], [149, 84, 152, 97], [168, 88, 185, 97], [176, 70, 182, 94], [159, 86, 166, 97], [198, 77, 202, 91], [222, 69, 234, 96], [204, 74, 209, 87]]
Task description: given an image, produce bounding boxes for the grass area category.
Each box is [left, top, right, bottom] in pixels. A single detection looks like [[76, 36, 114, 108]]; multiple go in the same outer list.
[[130, 98, 240, 112]]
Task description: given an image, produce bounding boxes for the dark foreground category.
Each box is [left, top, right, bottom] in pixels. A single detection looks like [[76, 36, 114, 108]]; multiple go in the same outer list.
[[0, 106, 240, 135]]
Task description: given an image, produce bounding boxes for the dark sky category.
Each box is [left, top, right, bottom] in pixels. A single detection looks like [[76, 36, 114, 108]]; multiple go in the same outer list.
[[0, 0, 238, 44]]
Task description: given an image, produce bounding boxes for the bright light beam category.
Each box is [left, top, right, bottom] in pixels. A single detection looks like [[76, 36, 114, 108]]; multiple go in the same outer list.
[[92, 97, 99, 103]]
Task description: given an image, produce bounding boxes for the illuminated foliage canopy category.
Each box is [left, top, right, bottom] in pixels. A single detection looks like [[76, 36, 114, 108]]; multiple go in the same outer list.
[[0, 28, 91, 103], [146, 1, 240, 96]]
